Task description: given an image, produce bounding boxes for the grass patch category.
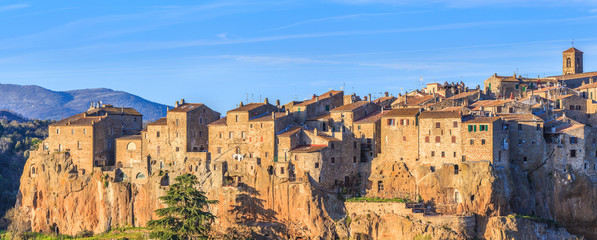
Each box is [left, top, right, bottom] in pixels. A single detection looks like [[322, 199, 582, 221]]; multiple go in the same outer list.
[[0, 227, 149, 240], [345, 196, 410, 203], [510, 214, 562, 228]]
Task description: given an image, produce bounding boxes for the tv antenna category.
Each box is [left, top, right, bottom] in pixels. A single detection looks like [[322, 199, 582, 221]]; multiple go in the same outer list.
[[419, 75, 424, 89]]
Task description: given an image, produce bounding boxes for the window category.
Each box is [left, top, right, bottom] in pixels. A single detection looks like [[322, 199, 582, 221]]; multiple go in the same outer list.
[[265, 152, 268, 158], [576, 105, 581, 110], [261, 136, 264, 142], [235, 115, 239, 122], [523, 157, 527, 162], [199, 131, 202, 137], [453, 152, 457, 157], [406, 119, 410, 125], [353, 142, 357, 149], [229, 132, 233, 139], [435, 122, 441, 128], [157, 146, 160, 155], [56, 128, 60, 134], [425, 136, 430, 143], [199, 118, 203, 124], [453, 121, 458, 127], [157, 131, 160, 138], [331, 143, 335, 149], [280, 167, 285, 174], [567, 57, 571, 67], [400, 119, 405, 125], [435, 136, 441, 143], [431, 151, 435, 157], [331, 157, 335, 163], [509, 108, 513, 113], [452, 136, 456, 143], [241, 131, 246, 138], [77, 141, 82, 150], [536, 124, 541, 130], [315, 162, 319, 168], [497, 106, 502, 113], [470, 139, 474, 145], [518, 124, 522, 131], [176, 147, 180, 152], [454, 165, 459, 174], [378, 181, 384, 191], [358, 125, 361, 130], [570, 137, 577, 144], [430, 166, 435, 172], [71, 129, 74, 135], [84, 129, 87, 134], [570, 149, 577, 158], [570, 105, 574, 110], [217, 147, 221, 154], [481, 139, 486, 145], [403, 136, 407, 141], [387, 119, 395, 126], [518, 139, 523, 145], [468, 125, 474, 132], [353, 156, 357, 163], [480, 125, 486, 131], [441, 151, 445, 158], [176, 119, 179, 126]]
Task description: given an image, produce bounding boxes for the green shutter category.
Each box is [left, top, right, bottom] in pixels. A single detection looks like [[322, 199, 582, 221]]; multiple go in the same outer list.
[[474, 125, 477, 132]]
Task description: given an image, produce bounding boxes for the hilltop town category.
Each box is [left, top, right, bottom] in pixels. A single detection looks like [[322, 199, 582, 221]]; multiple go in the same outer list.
[[13, 48, 597, 239]]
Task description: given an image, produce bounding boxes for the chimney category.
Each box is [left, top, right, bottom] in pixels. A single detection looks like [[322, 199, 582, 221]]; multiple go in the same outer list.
[[97, 101, 101, 108], [83, 112, 87, 117], [314, 127, 318, 136], [368, 94, 372, 102], [239, 101, 244, 107], [384, 92, 389, 97], [276, 99, 280, 108], [316, 96, 319, 102], [364, 96, 368, 101], [180, 99, 185, 105], [313, 94, 317, 99], [121, 106, 124, 113], [175, 101, 179, 108], [285, 109, 289, 115], [264, 98, 269, 104], [271, 112, 275, 119]]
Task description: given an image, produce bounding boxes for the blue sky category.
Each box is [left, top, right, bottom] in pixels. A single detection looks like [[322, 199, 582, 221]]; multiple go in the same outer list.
[[1, 0, 597, 114]]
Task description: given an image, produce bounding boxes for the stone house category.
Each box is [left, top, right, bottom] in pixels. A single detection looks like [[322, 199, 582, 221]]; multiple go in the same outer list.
[[545, 116, 597, 173], [460, 117, 509, 167], [45, 104, 143, 172], [286, 90, 344, 124], [417, 110, 464, 169], [379, 108, 421, 169], [499, 114, 545, 170]]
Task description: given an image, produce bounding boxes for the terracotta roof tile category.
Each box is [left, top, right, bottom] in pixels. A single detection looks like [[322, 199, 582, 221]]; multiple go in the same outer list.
[[418, 110, 461, 119], [446, 90, 479, 100], [463, 116, 500, 123], [295, 90, 343, 107], [290, 145, 328, 153], [330, 101, 369, 112], [354, 111, 385, 124], [228, 103, 266, 112], [209, 116, 227, 126], [148, 117, 167, 126], [168, 103, 204, 112], [383, 108, 421, 117], [498, 114, 542, 122], [277, 126, 302, 137]]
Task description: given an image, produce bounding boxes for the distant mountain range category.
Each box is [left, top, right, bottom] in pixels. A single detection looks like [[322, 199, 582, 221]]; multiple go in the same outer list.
[[0, 84, 169, 121]]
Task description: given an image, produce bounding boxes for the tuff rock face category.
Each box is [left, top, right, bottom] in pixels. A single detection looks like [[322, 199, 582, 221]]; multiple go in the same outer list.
[[15, 149, 595, 239]]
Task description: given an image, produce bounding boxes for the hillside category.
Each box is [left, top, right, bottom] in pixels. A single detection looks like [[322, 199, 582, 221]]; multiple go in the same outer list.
[[0, 110, 27, 122], [0, 84, 169, 122]]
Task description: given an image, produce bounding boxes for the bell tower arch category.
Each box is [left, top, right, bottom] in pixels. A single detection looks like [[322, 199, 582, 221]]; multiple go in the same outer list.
[[563, 47, 583, 75]]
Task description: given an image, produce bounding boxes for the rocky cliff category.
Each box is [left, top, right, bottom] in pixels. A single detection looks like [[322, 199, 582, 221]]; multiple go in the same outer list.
[[14, 148, 596, 239]]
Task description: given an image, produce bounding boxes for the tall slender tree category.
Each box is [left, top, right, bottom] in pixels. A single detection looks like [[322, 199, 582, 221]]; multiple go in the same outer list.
[[148, 174, 217, 240]]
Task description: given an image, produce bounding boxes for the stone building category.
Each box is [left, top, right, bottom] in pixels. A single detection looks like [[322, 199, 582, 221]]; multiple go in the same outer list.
[[417, 111, 464, 168], [45, 104, 143, 172], [379, 108, 421, 167], [286, 90, 344, 123], [460, 117, 509, 166], [499, 114, 545, 170], [545, 116, 597, 173]]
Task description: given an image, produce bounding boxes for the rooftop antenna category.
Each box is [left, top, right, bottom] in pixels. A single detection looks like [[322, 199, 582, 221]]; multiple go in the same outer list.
[[342, 82, 345, 91], [419, 75, 424, 89]]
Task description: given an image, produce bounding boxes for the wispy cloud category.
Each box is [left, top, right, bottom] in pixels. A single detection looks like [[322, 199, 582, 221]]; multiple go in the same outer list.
[[267, 10, 431, 31], [0, 4, 29, 12], [329, 0, 597, 8]]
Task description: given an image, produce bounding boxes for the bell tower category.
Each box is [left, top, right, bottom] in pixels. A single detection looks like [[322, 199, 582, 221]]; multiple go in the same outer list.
[[563, 47, 583, 75]]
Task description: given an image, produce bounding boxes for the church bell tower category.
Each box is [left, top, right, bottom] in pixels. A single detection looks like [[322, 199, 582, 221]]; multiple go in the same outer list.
[[563, 47, 583, 75]]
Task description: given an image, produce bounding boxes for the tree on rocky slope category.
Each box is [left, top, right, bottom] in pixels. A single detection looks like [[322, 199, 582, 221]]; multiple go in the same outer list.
[[148, 174, 218, 240]]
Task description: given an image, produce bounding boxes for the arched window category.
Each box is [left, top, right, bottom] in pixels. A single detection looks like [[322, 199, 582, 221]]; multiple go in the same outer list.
[[160, 174, 170, 186], [136, 172, 146, 179], [567, 57, 572, 67], [127, 142, 137, 151]]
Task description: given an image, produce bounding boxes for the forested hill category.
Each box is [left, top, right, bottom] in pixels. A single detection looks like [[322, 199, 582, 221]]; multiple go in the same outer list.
[[0, 118, 52, 219], [0, 84, 169, 122]]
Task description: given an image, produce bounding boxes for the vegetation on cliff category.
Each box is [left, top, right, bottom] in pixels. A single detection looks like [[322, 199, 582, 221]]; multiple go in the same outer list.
[[148, 174, 218, 240], [0, 118, 51, 220]]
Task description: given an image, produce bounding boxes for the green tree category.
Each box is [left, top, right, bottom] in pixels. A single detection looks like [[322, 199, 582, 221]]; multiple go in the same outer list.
[[148, 174, 217, 240]]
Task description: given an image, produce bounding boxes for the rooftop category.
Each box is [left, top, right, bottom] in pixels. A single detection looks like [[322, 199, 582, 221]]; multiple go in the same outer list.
[[463, 116, 500, 123], [498, 114, 543, 122], [563, 47, 583, 53], [354, 110, 385, 124], [383, 108, 421, 118], [418, 110, 461, 119], [446, 90, 479, 100], [290, 145, 328, 153], [209, 116, 227, 126], [168, 103, 204, 112], [228, 103, 266, 112], [295, 90, 343, 107], [148, 117, 167, 126], [116, 135, 142, 140], [330, 101, 370, 112]]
